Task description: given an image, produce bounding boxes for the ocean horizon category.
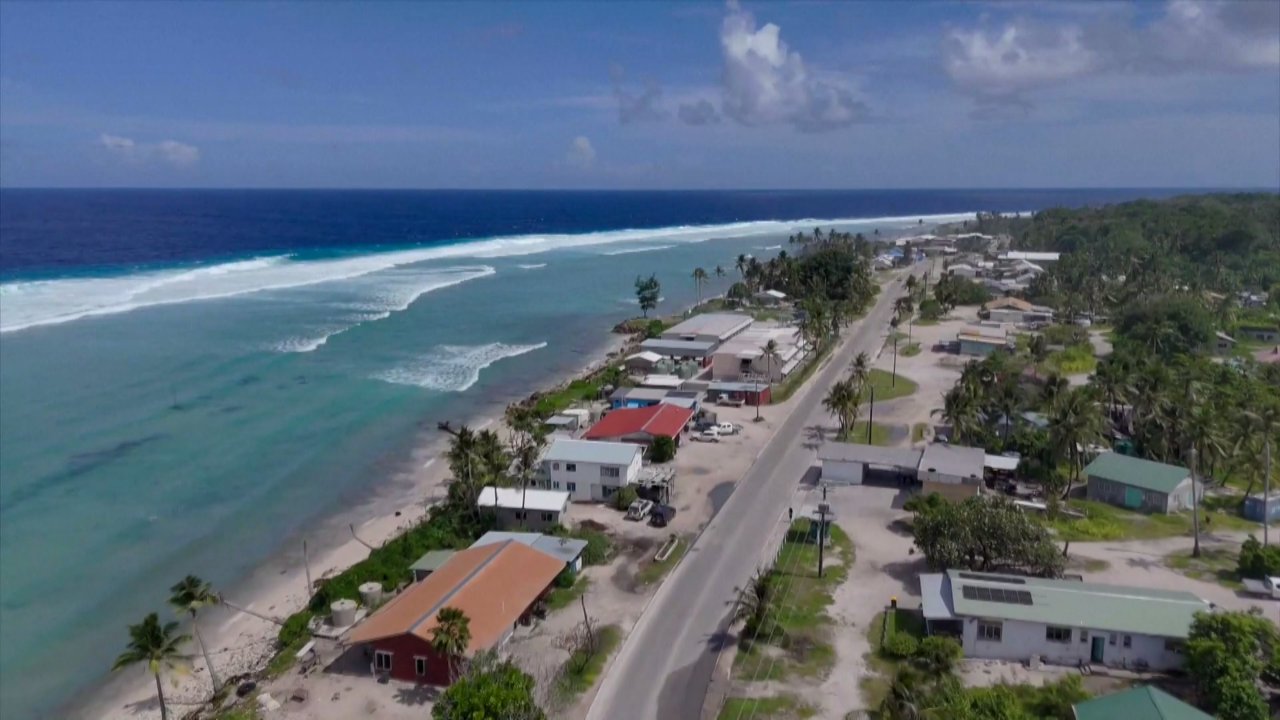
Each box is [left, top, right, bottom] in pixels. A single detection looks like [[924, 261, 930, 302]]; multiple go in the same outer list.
[[0, 188, 1188, 718]]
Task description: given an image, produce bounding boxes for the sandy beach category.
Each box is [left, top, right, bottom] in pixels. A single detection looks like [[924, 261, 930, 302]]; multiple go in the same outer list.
[[77, 331, 632, 720]]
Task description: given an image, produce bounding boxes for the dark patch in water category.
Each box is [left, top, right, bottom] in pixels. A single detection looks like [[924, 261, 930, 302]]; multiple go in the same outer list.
[[708, 481, 734, 517], [294, 375, 308, 385], [236, 375, 261, 386], [195, 394, 213, 403], [219, 406, 243, 414], [0, 435, 168, 513]]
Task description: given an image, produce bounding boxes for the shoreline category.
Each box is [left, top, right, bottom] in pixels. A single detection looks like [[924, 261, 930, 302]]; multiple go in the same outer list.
[[76, 325, 638, 720]]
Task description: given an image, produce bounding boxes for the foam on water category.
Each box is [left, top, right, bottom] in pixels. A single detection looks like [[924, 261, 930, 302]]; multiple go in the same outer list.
[[517, 263, 547, 270], [0, 211, 976, 334], [602, 245, 677, 256], [372, 342, 548, 392]]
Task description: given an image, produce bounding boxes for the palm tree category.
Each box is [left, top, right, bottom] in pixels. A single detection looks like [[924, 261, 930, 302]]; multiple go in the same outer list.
[[735, 254, 748, 278], [893, 296, 915, 343], [168, 575, 221, 693], [1244, 402, 1280, 546], [732, 569, 777, 639], [993, 380, 1022, 443], [430, 606, 472, 682], [1089, 356, 1128, 421], [1048, 387, 1105, 498], [691, 267, 708, 306], [933, 386, 981, 444], [849, 351, 871, 387], [714, 265, 726, 279], [112, 613, 190, 720], [879, 667, 936, 720], [1039, 373, 1070, 410], [823, 379, 859, 440], [762, 339, 780, 385]]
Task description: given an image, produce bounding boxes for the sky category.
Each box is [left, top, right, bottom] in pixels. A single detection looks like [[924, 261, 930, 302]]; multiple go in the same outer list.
[[1, 0, 1278, 190]]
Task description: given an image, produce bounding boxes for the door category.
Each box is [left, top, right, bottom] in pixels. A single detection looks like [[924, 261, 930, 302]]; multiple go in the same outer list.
[[1091, 636, 1105, 663], [1124, 486, 1143, 509]]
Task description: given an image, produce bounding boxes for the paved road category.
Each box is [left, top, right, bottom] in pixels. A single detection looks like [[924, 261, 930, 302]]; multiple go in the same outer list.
[[587, 267, 915, 720]]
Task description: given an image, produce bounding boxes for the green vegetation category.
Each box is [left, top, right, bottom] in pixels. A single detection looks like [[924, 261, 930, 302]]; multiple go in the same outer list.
[[690, 296, 788, 322], [436, 650, 546, 720], [734, 521, 851, 683], [773, 338, 833, 403], [1185, 609, 1277, 720], [635, 274, 660, 317], [848, 421, 893, 446], [635, 534, 688, 586], [1237, 534, 1280, 580], [1165, 547, 1242, 589], [612, 484, 638, 511], [545, 575, 590, 611], [553, 624, 621, 703], [648, 434, 676, 462], [932, 273, 990, 309], [532, 377, 607, 417], [717, 694, 817, 720], [900, 342, 921, 357], [111, 613, 190, 720], [859, 368, 918, 403], [1047, 499, 1257, 542], [911, 422, 928, 443], [1044, 345, 1097, 375], [913, 495, 1065, 577]]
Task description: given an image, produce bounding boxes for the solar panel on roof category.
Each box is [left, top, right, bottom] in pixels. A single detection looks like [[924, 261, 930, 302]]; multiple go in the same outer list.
[[959, 572, 1026, 585], [962, 584, 1034, 606]]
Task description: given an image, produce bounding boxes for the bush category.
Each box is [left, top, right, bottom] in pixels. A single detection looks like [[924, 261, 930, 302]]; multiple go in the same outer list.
[[554, 566, 576, 589], [914, 635, 963, 676], [1046, 345, 1097, 374], [919, 297, 944, 321], [1238, 535, 1280, 580], [903, 492, 945, 514], [278, 609, 314, 646], [648, 435, 676, 463], [612, 485, 638, 511], [645, 319, 664, 339], [1041, 324, 1090, 348], [883, 631, 919, 659]]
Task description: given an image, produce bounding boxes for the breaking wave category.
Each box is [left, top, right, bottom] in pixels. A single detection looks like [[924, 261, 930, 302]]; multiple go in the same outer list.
[[371, 342, 548, 393]]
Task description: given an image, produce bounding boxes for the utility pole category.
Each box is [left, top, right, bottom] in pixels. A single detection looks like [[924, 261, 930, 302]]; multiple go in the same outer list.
[[1189, 448, 1201, 559], [892, 336, 898, 388], [815, 503, 834, 578], [303, 540, 313, 599], [867, 386, 875, 444], [1266, 439, 1272, 548]]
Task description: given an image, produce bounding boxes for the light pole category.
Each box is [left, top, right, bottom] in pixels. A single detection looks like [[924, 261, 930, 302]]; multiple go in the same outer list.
[[892, 336, 898, 388], [867, 385, 875, 444]]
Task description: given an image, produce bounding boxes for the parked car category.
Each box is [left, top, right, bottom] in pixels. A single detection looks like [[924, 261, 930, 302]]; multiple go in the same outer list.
[[693, 429, 720, 442], [626, 499, 654, 521], [716, 422, 739, 436], [1241, 576, 1280, 599], [649, 504, 677, 527]]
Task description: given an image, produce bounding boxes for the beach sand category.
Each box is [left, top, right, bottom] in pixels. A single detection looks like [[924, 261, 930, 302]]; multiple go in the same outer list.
[[79, 332, 632, 720]]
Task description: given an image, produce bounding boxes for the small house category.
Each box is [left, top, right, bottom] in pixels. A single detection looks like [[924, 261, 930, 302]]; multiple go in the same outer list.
[[1210, 331, 1235, 356], [918, 443, 985, 501], [409, 550, 456, 582], [957, 332, 1009, 356], [609, 386, 670, 409], [535, 437, 643, 502], [1243, 492, 1280, 524], [624, 351, 664, 375], [1238, 325, 1280, 343], [470, 531, 588, 573], [753, 289, 787, 306], [581, 403, 694, 447], [1072, 685, 1211, 720], [920, 569, 1209, 672], [476, 487, 570, 531], [1084, 453, 1200, 514]]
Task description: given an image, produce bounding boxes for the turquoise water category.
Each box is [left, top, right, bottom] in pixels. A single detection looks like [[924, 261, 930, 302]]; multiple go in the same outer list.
[[0, 213, 966, 718]]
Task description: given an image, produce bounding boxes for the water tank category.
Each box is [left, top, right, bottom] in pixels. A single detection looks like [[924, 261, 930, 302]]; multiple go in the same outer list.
[[358, 582, 383, 607], [330, 599, 357, 628]]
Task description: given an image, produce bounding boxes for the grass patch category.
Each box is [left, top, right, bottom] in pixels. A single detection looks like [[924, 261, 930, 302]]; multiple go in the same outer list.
[[1044, 346, 1098, 375], [914, 318, 939, 326], [842, 421, 893, 446], [772, 341, 835, 403], [734, 520, 851, 683], [1165, 547, 1243, 589], [687, 297, 789, 323], [1067, 556, 1111, 573], [546, 575, 590, 611], [911, 422, 928, 443], [212, 706, 260, 720], [635, 534, 689, 586], [888, 330, 907, 343], [532, 378, 607, 417], [553, 624, 621, 703], [859, 368, 917, 403], [1047, 499, 1259, 542], [718, 694, 817, 720], [900, 342, 922, 357]]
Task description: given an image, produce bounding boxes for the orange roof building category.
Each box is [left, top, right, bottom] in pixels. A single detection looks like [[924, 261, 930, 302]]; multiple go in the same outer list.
[[347, 539, 564, 685]]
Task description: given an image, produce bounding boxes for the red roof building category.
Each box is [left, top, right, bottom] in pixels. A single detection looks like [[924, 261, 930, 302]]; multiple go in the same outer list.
[[582, 403, 693, 445]]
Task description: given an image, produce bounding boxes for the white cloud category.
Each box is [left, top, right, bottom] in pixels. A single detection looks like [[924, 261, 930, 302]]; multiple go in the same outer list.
[[98, 133, 200, 166], [678, 99, 722, 125], [566, 136, 596, 168], [715, 0, 868, 132], [610, 64, 668, 124], [943, 0, 1280, 113]]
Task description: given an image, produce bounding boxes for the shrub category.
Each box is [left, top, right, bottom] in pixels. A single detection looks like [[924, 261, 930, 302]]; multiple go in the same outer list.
[[903, 492, 945, 514], [648, 435, 676, 463], [1041, 324, 1090, 348], [919, 297, 944, 321], [1047, 345, 1097, 374], [278, 609, 314, 646], [554, 566, 576, 589], [914, 635, 962, 676], [612, 485, 638, 511], [1238, 535, 1280, 580], [575, 528, 615, 566], [883, 632, 919, 659], [645, 319, 664, 339]]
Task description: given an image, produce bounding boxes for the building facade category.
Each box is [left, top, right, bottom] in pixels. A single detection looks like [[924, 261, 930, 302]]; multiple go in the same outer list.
[[477, 487, 570, 530], [537, 438, 643, 502], [1084, 453, 1198, 514]]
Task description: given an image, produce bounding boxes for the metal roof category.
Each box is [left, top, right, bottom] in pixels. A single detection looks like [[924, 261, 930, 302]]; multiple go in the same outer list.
[[470, 531, 588, 566], [708, 380, 771, 392], [920, 444, 986, 479], [919, 573, 955, 620], [1083, 453, 1189, 494], [662, 313, 753, 340], [945, 569, 1209, 638], [477, 486, 570, 512], [542, 437, 642, 466], [818, 443, 923, 468], [639, 338, 718, 357], [611, 386, 671, 402], [984, 454, 1021, 471], [1073, 686, 1212, 720], [409, 549, 457, 573]]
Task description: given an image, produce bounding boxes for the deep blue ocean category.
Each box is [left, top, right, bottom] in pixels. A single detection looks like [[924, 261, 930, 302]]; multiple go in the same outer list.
[[0, 188, 1185, 718]]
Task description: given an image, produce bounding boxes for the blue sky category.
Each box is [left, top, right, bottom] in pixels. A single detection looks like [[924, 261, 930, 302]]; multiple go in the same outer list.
[[1, 0, 1277, 189]]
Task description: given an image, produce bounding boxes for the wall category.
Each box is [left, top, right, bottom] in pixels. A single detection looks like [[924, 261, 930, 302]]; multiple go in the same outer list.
[[960, 617, 1185, 671], [368, 634, 451, 685], [542, 454, 639, 502], [959, 340, 1000, 356], [1087, 476, 1173, 514], [821, 460, 864, 485], [492, 505, 564, 531], [922, 480, 981, 502]]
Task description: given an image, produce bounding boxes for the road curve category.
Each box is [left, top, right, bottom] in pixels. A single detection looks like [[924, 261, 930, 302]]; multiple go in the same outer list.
[[587, 267, 912, 720]]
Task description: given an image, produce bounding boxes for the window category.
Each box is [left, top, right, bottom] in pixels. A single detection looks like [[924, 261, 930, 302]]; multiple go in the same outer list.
[[567, 482, 577, 492], [374, 651, 392, 672], [1122, 635, 1132, 648], [1164, 640, 1184, 654], [1080, 631, 1089, 644], [415, 656, 427, 676], [601, 466, 621, 478], [552, 481, 560, 490], [513, 511, 526, 520], [1109, 633, 1117, 646], [976, 621, 1002, 642], [602, 486, 616, 497], [541, 512, 554, 522], [566, 463, 577, 472], [553, 462, 560, 470], [1045, 626, 1072, 644]]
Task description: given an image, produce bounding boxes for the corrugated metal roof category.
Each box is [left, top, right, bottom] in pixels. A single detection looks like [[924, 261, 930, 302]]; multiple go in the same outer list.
[[477, 487, 570, 512], [543, 438, 642, 466], [1083, 453, 1189, 494], [409, 549, 456, 573], [1073, 686, 1212, 720], [818, 443, 922, 468], [920, 444, 985, 479], [639, 338, 717, 357], [945, 569, 1209, 638], [661, 313, 753, 340], [470, 531, 588, 566], [919, 573, 955, 620]]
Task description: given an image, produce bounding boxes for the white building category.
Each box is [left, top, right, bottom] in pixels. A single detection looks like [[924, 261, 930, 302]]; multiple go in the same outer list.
[[476, 487, 571, 531], [920, 569, 1210, 671], [534, 438, 643, 502], [946, 263, 981, 278], [998, 250, 1060, 263], [660, 313, 754, 345], [711, 325, 803, 382]]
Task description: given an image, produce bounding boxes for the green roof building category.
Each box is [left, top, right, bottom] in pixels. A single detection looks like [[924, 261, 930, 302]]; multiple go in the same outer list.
[[1073, 685, 1212, 720], [1084, 452, 1198, 514]]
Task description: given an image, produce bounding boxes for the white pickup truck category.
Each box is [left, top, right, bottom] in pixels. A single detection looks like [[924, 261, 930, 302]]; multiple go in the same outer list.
[[1241, 576, 1280, 599]]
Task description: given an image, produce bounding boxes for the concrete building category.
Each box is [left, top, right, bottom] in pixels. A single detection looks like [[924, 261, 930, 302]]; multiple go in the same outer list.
[[638, 337, 717, 361], [609, 386, 671, 409], [982, 297, 1053, 324], [1242, 492, 1280, 524], [1238, 325, 1280, 343], [711, 325, 803, 382], [470, 531, 588, 573], [1210, 331, 1235, 356], [817, 444, 922, 486], [705, 380, 771, 406], [476, 487, 570, 530], [1072, 685, 1212, 720], [660, 313, 753, 345], [1084, 453, 1200, 514], [958, 331, 1010, 356], [918, 443, 985, 500], [581, 403, 693, 446], [534, 437, 643, 503], [946, 263, 981, 278], [998, 250, 1060, 263], [347, 541, 563, 686], [920, 569, 1209, 671], [623, 350, 663, 374], [753, 289, 787, 305]]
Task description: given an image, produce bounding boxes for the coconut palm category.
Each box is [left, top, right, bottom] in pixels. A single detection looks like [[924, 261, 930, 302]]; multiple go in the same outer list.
[[735, 254, 748, 278], [762, 339, 780, 385], [732, 569, 777, 639], [823, 379, 859, 440], [1039, 373, 1070, 410], [1243, 402, 1280, 546], [168, 575, 221, 692], [849, 351, 871, 387], [112, 613, 190, 720], [993, 380, 1023, 443], [691, 267, 708, 306], [1089, 356, 1128, 420], [430, 606, 472, 681], [1048, 386, 1105, 498], [715, 265, 726, 279], [893, 296, 915, 343], [879, 667, 937, 720], [933, 386, 981, 444]]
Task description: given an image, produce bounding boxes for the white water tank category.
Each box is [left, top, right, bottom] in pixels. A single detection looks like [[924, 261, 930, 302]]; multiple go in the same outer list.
[[358, 582, 383, 607], [330, 599, 357, 628]]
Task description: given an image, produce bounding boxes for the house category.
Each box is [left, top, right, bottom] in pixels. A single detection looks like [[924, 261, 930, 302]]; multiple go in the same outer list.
[[957, 331, 1010, 356], [1072, 685, 1212, 720], [998, 250, 1060, 263], [1210, 331, 1235, 355], [535, 437, 643, 502], [1242, 491, 1280, 524], [705, 380, 771, 406], [711, 325, 803, 382], [409, 550, 456, 582], [660, 313, 753, 345], [1238, 324, 1280, 343], [981, 297, 1052, 324], [946, 263, 981, 278], [918, 443, 985, 500], [753, 289, 787, 305], [638, 337, 718, 362], [639, 374, 685, 390], [609, 386, 671, 409], [582, 403, 694, 446], [470, 531, 588, 573], [347, 540, 564, 685], [476, 487, 571, 530], [623, 351, 664, 374], [1084, 453, 1201, 514], [817, 444, 923, 486], [543, 408, 589, 435], [919, 569, 1209, 671]]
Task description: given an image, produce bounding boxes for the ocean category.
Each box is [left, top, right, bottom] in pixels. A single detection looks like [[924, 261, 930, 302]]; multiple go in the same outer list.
[[0, 188, 1183, 718]]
